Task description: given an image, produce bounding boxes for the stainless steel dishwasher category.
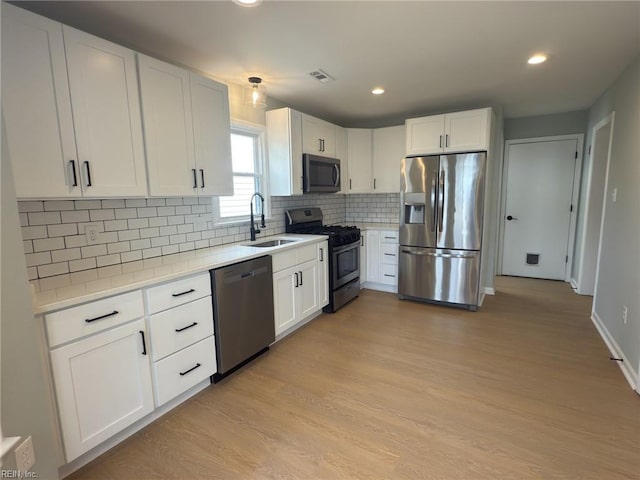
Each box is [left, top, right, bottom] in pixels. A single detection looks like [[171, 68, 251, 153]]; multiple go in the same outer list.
[[210, 255, 275, 382]]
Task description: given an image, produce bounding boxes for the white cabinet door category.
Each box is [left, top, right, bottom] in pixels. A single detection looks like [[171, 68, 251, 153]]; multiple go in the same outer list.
[[297, 260, 319, 319], [50, 318, 153, 462], [318, 241, 329, 308], [359, 236, 367, 286], [366, 230, 380, 283], [444, 108, 490, 153], [63, 26, 147, 197], [138, 55, 196, 197], [347, 128, 373, 193], [373, 125, 404, 193], [405, 114, 445, 156], [273, 267, 298, 336], [190, 73, 233, 196], [335, 126, 349, 194], [302, 115, 336, 157], [266, 108, 304, 196], [1, 5, 79, 198]]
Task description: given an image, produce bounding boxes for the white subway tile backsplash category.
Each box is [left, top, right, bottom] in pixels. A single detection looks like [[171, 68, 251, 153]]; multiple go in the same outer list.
[[81, 244, 107, 258], [23, 241, 34, 254], [61, 210, 90, 223], [44, 200, 74, 211], [37, 262, 69, 278], [20, 193, 350, 279], [27, 267, 38, 281], [28, 212, 61, 226], [51, 248, 81, 263], [33, 237, 65, 252], [69, 258, 96, 273], [22, 226, 48, 240], [47, 223, 78, 238], [19, 201, 44, 213]]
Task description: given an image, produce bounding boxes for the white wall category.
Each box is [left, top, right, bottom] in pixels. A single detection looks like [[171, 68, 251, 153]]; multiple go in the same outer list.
[[1, 117, 61, 478], [588, 56, 639, 375]]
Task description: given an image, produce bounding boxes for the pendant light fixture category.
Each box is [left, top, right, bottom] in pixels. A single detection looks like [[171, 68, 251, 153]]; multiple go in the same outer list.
[[243, 76, 267, 109]]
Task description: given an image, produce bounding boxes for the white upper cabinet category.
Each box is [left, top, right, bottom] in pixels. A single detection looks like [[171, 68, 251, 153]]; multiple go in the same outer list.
[[405, 108, 491, 156], [189, 73, 233, 197], [266, 108, 304, 195], [138, 55, 196, 197], [301, 114, 336, 157], [372, 125, 404, 193], [346, 129, 373, 193], [1, 5, 79, 198], [63, 26, 147, 197], [138, 55, 233, 197], [335, 126, 349, 194]]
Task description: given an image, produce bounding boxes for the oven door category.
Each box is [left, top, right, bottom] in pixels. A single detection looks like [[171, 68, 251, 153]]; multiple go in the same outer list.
[[332, 241, 360, 289]]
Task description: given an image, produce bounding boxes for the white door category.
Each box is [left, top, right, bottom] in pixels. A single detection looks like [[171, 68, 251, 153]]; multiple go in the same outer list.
[[50, 319, 154, 461], [502, 139, 578, 280], [138, 55, 196, 197], [190, 73, 233, 196], [373, 125, 404, 193], [1, 5, 80, 198], [64, 26, 147, 197]]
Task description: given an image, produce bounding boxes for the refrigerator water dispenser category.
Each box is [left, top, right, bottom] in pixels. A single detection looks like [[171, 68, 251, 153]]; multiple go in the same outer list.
[[404, 204, 425, 224]]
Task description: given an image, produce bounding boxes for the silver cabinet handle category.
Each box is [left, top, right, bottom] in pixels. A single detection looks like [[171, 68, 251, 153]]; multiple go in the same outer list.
[[69, 160, 78, 187], [192, 169, 197, 188], [319, 248, 324, 262], [84, 161, 92, 187], [294, 272, 299, 287], [439, 135, 443, 148], [445, 134, 449, 148], [200, 169, 205, 188]]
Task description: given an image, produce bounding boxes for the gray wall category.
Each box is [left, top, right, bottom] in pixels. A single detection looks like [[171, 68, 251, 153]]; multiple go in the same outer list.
[[2, 117, 60, 479], [504, 110, 588, 140], [587, 56, 640, 373]]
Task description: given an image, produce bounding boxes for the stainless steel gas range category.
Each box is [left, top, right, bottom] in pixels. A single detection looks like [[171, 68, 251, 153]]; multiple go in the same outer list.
[[285, 208, 360, 312]]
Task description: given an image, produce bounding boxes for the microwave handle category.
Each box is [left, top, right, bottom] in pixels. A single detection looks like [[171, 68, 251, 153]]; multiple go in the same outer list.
[[333, 164, 340, 187]]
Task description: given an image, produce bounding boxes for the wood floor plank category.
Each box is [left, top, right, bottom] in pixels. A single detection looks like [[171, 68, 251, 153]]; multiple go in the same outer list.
[[67, 277, 640, 479]]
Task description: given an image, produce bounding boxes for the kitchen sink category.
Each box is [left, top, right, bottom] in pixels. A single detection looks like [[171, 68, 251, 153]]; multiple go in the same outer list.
[[250, 239, 298, 248]]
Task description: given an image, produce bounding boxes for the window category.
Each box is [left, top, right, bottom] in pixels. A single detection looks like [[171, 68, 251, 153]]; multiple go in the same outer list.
[[213, 122, 268, 223]]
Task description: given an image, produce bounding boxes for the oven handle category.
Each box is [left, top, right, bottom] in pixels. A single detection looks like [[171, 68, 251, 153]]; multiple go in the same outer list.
[[332, 241, 360, 254]]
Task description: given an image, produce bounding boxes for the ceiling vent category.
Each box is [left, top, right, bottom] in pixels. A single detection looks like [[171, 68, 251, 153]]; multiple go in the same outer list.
[[308, 69, 335, 83]]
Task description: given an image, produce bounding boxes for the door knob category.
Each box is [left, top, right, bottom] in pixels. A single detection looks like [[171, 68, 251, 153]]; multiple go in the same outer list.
[[506, 215, 518, 221]]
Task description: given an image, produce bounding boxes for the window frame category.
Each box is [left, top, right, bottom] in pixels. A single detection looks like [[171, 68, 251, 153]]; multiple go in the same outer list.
[[212, 119, 270, 225]]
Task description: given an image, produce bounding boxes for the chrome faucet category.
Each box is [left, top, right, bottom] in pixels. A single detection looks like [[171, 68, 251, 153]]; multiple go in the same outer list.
[[249, 193, 266, 241]]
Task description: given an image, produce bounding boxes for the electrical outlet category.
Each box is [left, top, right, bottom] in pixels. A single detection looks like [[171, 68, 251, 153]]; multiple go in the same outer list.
[[622, 305, 628, 324], [84, 224, 101, 245], [15, 436, 35, 473]]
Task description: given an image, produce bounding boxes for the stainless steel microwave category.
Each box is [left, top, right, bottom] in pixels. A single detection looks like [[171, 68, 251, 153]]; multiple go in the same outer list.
[[302, 154, 340, 193]]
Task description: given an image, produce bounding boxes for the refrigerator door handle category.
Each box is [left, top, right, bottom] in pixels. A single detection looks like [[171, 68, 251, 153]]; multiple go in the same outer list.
[[438, 170, 445, 233], [430, 177, 437, 232], [401, 249, 476, 260]]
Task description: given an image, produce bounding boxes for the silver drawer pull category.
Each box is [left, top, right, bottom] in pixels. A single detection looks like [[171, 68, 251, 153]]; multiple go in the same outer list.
[[384, 274, 396, 277], [172, 288, 195, 297], [85, 310, 119, 323], [175, 322, 198, 333], [179, 363, 201, 376], [384, 236, 397, 240], [384, 253, 396, 256]]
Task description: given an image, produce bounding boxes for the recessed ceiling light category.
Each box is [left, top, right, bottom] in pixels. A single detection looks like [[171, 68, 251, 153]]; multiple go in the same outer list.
[[371, 87, 385, 95], [232, 0, 263, 7], [528, 54, 548, 65]]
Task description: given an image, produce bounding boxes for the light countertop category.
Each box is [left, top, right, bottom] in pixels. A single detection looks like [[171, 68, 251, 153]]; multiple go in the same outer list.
[[356, 223, 399, 231], [30, 234, 327, 315]]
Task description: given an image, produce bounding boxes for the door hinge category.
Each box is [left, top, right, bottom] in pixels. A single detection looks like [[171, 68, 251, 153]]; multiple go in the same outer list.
[[588, 145, 591, 155], [570, 204, 573, 212], [575, 151, 578, 159], [565, 255, 569, 263]]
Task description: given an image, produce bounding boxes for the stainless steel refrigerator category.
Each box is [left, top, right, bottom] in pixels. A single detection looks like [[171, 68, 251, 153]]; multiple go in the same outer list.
[[398, 153, 486, 310]]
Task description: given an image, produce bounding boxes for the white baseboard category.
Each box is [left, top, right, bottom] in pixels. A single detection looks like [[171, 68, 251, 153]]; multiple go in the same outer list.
[[363, 282, 397, 293], [591, 311, 638, 391], [59, 380, 211, 478], [570, 278, 578, 290], [484, 287, 495, 295]]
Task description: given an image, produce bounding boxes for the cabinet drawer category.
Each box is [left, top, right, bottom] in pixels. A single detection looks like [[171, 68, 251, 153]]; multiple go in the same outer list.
[[146, 273, 211, 314], [380, 230, 399, 244], [272, 244, 317, 272], [153, 336, 216, 406], [149, 296, 214, 361], [380, 263, 398, 285], [380, 243, 399, 265], [46, 290, 144, 347]]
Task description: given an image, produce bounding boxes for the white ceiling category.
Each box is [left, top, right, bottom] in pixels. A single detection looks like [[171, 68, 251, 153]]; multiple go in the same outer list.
[[14, 1, 640, 127]]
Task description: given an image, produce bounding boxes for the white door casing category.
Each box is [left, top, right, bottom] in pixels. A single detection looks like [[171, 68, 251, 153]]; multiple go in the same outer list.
[[499, 135, 583, 281]]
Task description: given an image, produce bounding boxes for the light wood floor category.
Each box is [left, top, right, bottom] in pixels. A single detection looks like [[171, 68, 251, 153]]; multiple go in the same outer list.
[[69, 277, 640, 479]]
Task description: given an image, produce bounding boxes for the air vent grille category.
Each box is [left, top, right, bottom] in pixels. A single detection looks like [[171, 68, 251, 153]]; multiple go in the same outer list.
[[308, 69, 335, 83]]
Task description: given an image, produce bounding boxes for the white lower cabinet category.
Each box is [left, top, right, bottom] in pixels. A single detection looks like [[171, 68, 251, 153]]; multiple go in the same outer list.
[[364, 229, 399, 291], [49, 318, 154, 462], [318, 241, 329, 308], [272, 242, 325, 337]]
